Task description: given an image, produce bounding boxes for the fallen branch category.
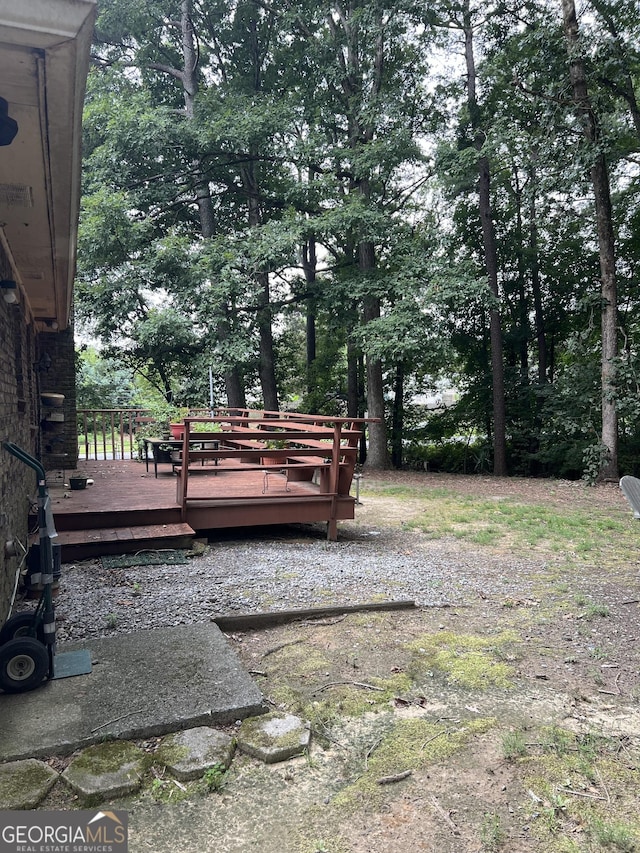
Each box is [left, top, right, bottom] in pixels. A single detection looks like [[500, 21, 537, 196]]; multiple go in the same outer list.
[[421, 728, 456, 750], [429, 794, 460, 835], [214, 600, 416, 632], [313, 680, 386, 694], [91, 708, 145, 733], [262, 639, 304, 658], [558, 787, 606, 801], [377, 769, 412, 785], [310, 724, 349, 751], [365, 738, 382, 770]]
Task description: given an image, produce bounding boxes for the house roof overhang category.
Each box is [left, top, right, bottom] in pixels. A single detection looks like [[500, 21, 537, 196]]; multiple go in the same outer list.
[[0, 0, 95, 332]]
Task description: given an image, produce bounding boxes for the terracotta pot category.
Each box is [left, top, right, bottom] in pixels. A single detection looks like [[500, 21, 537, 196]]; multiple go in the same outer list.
[[169, 423, 184, 439]]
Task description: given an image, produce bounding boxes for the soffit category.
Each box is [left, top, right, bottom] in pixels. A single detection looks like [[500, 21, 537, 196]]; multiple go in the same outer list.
[[0, 0, 95, 331]]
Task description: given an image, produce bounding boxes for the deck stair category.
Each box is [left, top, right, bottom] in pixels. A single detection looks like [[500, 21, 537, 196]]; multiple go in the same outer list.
[[53, 522, 195, 561]]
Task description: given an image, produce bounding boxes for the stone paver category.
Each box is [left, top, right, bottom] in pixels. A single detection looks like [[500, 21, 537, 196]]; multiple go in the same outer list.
[[63, 741, 146, 801], [157, 726, 235, 781], [236, 712, 310, 764], [0, 758, 59, 808]]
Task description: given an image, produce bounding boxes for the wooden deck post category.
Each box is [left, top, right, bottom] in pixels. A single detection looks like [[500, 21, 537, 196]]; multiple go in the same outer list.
[[326, 422, 342, 541]]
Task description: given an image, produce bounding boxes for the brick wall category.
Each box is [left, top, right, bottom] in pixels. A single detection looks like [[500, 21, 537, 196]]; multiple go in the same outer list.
[[38, 320, 79, 472], [0, 249, 38, 624]]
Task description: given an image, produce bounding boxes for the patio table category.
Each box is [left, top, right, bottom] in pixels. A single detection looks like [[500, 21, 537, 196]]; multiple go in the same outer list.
[[142, 437, 219, 478]]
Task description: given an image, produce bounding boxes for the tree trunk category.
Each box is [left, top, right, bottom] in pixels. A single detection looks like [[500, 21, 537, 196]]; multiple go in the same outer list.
[[241, 161, 279, 412], [463, 3, 508, 476], [181, 0, 245, 405], [302, 237, 317, 393], [513, 169, 529, 380], [347, 338, 359, 419], [391, 361, 404, 468], [360, 237, 389, 470], [562, 0, 618, 480], [256, 271, 279, 412], [218, 308, 247, 408], [528, 165, 548, 384]]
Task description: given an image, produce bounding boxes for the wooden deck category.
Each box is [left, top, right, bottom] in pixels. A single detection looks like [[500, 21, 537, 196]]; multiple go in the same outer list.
[[44, 410, 366, 559]]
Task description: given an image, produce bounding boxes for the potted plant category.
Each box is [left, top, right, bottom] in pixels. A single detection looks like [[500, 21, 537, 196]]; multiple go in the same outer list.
[[135, 403, 182, 462], [262, 437, 288, 466], [69, 473, 89, 490], [189, 420, 222, 448], [168, 406, 191, 439]]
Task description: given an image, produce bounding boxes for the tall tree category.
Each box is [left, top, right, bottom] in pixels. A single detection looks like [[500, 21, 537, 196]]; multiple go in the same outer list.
[[153, 0, 247, 407], [561, 0, 618, 479], [461, 0, 507, 475]]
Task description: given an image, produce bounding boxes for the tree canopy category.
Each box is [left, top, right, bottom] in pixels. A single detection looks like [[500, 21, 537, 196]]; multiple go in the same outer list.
[[75, 0, 640, 478]]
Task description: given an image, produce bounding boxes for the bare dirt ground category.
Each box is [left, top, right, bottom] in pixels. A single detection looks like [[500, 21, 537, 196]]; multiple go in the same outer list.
[[205, 474, 640, 853], [45, 473, 640, 852]]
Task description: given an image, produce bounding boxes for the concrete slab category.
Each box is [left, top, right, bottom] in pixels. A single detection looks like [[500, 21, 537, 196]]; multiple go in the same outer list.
[[0, 624, 263, 762]]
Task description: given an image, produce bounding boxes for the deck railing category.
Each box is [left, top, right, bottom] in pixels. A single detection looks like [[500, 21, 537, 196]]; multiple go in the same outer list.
[[77, 408, 151, 461], [76, 406, 253, 461]]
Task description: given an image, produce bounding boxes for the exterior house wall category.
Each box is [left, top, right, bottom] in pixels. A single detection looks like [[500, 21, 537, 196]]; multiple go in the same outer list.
[[38, 323, 78, 472], [0, 246, 38, 625]]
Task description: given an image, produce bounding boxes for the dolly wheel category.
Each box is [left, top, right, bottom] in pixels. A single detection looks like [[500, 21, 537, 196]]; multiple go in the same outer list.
[[0, 637, 49, 693], [0, 612, 44, 645]]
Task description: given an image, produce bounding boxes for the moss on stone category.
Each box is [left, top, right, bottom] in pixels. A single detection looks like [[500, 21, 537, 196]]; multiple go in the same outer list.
[[238, 713, 306, 752], [70, 740, 146, 774], [515, 726, 640, 852], [0, 760, 58, 809], [153, 739, 191, 768]]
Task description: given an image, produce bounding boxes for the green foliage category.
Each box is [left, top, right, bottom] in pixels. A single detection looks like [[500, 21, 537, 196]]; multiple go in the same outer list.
[[75, 0, 640, 479], [501, 729, 528, 760], [76, 348, 138, 410], [480, 812, 506, 851], [202, 763, 228, 793]]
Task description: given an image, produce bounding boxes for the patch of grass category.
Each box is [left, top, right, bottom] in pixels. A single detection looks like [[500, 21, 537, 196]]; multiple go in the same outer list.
[[297, 835, 350, 853], [332, 717, 495, 813], [518, 727, 640, 851], [407, 631, 519, 690], [589, 646, 608, 661], [149, 773, 191, 803], [584, 603, 611, 619], [480, 812, 506, 851], [391, 490, 634, 569], [202, 763, 228, 792], [502, 729, 528, 760], [590, 816, 636, 851]]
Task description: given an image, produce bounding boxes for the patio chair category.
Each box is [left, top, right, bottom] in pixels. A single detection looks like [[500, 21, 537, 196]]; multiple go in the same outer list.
[[619, 475, 640, 519]]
